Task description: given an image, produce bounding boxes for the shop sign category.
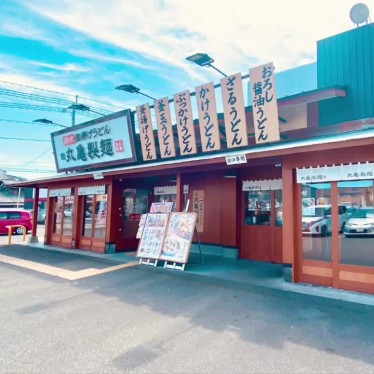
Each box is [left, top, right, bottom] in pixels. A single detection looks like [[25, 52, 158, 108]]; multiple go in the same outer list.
[[136, 103, 157, 161], [51, 111, 136, 173], [130, 213, 141, 221], [174, 90, 197, 156], [93, 172, 104, 180], [249, 62, 280, 144], [221, 73, 248, 148], [154, 97, 176, 158], [154, 186, 177, 195], [193, 190, 204, 232], [226, 154, 247, 165], [296, 163, 374, 183], [49, 188, 72, 197], [78, 185, 106, 196], [243, 179, 282, 191], [195, 82, 221, 152]]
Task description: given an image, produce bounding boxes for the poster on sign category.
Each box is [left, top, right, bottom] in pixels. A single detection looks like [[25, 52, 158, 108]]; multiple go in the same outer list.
[[160, 212, 197, 263], [150, 202, 174, 213], [136, 214, 148, 239], [136, 213, 169, 259]]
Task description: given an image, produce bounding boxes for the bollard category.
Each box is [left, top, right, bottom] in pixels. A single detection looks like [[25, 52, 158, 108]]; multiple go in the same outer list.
[[6, 225, 26, 245]]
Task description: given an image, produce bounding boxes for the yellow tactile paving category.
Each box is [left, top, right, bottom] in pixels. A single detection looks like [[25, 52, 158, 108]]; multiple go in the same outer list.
[[0, 254, 138, 280]]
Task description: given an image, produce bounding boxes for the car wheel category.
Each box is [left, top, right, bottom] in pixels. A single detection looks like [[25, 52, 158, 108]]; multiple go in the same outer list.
[[15, 227, 25, 235], [321, 226, 328, 237]]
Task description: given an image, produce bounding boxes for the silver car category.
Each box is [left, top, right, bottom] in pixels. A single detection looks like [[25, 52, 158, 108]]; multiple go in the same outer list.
[[343, 207, 374, 237]]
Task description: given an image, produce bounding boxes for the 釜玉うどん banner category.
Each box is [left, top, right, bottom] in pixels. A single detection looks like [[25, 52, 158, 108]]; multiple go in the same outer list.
[[51, 111, 137, 173]]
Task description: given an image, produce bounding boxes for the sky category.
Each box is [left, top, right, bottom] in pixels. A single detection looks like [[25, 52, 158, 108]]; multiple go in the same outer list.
[[0, 0, 372, 180]]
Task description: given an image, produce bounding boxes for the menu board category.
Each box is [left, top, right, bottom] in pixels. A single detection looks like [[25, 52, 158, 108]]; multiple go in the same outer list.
[[136, 214, 148, 239], [160, 212, 197, 264], [136, 213, 169, 259]]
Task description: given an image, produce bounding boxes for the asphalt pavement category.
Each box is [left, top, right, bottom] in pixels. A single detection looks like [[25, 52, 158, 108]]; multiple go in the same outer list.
[[1, 251, 374, 373]]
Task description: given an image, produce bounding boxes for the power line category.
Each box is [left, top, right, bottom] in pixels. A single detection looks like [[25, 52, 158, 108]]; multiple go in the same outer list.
[[0, 119, 67, 127], [1, 167, 56, 173], [0, 79, 124, 109], [21, 147, 52, 168], [0, 136, 50, 142]]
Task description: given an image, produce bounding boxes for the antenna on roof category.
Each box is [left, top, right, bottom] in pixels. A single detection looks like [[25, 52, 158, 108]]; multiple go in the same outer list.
[[349, 3, 370, 27]]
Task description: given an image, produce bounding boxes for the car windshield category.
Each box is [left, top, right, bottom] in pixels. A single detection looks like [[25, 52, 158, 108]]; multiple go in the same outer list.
[[350, 208, 374, 219]]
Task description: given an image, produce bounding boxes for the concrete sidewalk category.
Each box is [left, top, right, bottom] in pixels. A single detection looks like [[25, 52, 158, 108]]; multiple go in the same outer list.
[[3, 241, 374, 308]]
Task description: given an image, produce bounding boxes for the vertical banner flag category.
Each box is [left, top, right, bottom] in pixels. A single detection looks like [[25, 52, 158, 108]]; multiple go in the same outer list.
[[221, 73, 248, 148], [173, 90, 197, 156], [249, 62, 280, 144], [136, 103, 157, 161], [154, 97, 176, 158], [195, 82, 221, 152]]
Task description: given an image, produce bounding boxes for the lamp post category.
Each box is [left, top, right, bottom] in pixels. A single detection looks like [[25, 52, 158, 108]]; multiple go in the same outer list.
[[33, 119, 68, 128], [186, 53, 228, 77], [115, 84, 156, 100], [66, 103, 105, 126]]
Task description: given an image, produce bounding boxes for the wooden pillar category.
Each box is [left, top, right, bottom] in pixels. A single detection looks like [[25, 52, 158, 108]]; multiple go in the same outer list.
[[176, 172, 184, 212], [28, 187, 39, 243]]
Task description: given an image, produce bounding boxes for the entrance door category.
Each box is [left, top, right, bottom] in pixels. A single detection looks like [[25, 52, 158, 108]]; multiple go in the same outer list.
[[241, 190, 283, 263], [50, 195, 74, 248], [117, 188, 150, 251]]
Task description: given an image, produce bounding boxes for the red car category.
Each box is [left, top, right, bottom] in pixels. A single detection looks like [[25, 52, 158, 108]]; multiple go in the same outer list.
[[0, 208, 33, 234]]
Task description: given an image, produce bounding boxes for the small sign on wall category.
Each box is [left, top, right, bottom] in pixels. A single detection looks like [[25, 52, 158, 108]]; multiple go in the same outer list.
[[193, 190, 204, 232]]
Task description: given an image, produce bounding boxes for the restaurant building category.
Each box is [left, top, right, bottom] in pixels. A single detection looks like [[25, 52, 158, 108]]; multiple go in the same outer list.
[[14, 23, 374, 294]]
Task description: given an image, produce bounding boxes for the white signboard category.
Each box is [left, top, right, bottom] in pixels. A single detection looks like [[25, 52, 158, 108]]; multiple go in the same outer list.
[[296, 163, 374, 183], [195, 82, 221, 152], [249, 62, 280, 144], [174, 90, 197, 156], [226, 154, 247, 165], [136, 103, 157, 161], [221, 73, 248, 148], [154, 186, 177, 195], [243, 179, 282, 191], [78, 185, 106, 196], [51, 112, 136, 173], [49, 188, 72, 197], [154, 97, 176, 158]]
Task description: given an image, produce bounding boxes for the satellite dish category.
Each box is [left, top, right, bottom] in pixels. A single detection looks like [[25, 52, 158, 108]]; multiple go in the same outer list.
[[350, 3, 370, 25]]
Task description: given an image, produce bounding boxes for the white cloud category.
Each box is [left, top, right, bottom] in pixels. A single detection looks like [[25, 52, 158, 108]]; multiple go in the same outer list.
[[25, 0, 363, 77]]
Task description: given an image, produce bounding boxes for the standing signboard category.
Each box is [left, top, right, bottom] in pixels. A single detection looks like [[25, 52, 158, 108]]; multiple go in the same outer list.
[[159, 212, 197, 264], [136, 213, 169, 260]]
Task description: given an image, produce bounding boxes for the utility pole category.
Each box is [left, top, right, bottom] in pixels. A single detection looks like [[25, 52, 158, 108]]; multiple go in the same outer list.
[[71, 95, 78, 126]]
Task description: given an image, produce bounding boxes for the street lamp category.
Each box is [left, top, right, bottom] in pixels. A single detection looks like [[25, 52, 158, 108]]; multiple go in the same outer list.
[[33, 118, 67, 128], [186, 53, 227, 77], [115, 84, 156, 100]]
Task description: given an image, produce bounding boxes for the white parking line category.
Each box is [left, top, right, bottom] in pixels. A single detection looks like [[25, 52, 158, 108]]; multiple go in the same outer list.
[[0, 254, 138, 280]]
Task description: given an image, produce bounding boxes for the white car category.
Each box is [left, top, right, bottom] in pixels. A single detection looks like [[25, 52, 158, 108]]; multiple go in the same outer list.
[[344, 207, 374, 237], [302, 204, 349, 236]]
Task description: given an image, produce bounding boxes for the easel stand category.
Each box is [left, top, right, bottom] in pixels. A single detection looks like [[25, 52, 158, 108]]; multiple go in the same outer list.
[[139, 258, 158, 267], [164, 261, 185, 271], [194, 227, 204, 265]]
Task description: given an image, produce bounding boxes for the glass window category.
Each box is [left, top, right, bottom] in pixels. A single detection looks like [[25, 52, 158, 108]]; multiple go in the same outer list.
[[245, 191, 271, 226], [123, 189, 149, 221], [275, 190, 283, 227], [8, 212, 21, 219], [53, 197, 63, 234], [94, 194, 107, 239], [83, 195, 94, 237], [62, 196, 74, 236], [339, 180, 374, 267], [301, 183, 332, 261], [0, 212, 7, 220], [156, 194, 177, 210]]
